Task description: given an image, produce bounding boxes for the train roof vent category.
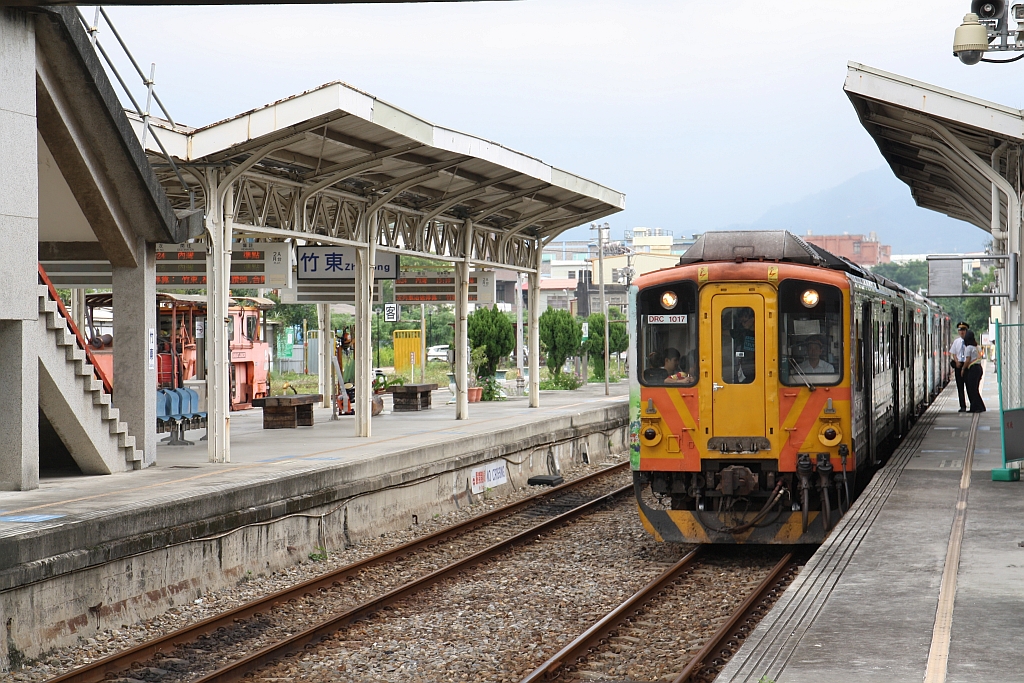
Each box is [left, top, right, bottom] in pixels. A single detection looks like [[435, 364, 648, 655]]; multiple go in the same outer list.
[[678, 231, 827, 266]]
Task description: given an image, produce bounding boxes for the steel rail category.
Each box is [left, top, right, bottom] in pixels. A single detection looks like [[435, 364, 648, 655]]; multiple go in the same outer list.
[[671, 552, 796, 683], [194, 482, 633, 683], [519, 547, 705, 683], [45, 462, 628, 683]]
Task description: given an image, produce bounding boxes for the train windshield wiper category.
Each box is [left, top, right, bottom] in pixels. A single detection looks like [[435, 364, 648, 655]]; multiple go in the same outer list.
[[788, 358, 816, 391]]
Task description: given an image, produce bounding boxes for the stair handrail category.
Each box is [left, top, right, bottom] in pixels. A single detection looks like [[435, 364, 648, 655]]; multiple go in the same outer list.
[[38, 265, 114, 395]]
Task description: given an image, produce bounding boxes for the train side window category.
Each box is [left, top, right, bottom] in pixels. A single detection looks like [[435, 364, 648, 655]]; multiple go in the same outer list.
[[778, 280, 842, 386], [639, 281, 699, 386]]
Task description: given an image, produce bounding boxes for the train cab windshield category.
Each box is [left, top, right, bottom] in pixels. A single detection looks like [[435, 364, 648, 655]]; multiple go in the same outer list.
[[779, 279, 843, 386], [639, 281, 698, 386]]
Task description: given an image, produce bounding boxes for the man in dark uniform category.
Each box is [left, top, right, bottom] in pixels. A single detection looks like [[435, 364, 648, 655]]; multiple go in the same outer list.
[[949, 322, 969, 412]]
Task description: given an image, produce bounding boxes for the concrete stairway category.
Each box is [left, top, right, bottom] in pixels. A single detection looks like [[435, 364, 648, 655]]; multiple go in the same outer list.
[[36, 286, 141, 473]]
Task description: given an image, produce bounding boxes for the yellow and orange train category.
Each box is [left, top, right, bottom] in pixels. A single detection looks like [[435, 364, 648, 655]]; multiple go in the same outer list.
[[629, 231, 951, 544]]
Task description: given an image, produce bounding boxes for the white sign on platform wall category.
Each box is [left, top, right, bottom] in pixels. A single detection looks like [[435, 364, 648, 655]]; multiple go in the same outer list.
[[148, 328, 156, 370], [296, 246, 398, 280], [471, 459, 509, 494], [472, 270, 496, 305], [265, 243, 292, 288], [384, 303, 399, 322]]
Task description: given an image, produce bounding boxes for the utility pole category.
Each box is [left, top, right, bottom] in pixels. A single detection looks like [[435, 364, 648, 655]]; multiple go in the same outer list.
[[592, 222, 610, 396]]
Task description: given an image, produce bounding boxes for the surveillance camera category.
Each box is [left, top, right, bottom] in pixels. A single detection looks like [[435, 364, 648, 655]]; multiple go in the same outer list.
[[954, 13, 989, 64]]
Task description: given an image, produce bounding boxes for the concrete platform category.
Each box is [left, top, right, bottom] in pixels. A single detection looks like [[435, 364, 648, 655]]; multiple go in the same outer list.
[[0, 384, 627, 666], [718, 365, 1024, 683]]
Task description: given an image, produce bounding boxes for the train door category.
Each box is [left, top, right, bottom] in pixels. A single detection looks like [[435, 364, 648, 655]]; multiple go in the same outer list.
[[709, 293, 766, 438], [861, 301, 876, 464], [891, 306, 902, 438], [909, 315, 916, 418]]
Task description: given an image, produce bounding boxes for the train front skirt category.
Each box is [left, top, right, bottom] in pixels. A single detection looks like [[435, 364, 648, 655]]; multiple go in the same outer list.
[[634, 479, 835, 544]]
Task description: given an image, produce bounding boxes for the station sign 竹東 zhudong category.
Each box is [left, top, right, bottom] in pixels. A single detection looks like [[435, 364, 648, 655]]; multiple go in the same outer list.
[[296, 246, 398, 280]]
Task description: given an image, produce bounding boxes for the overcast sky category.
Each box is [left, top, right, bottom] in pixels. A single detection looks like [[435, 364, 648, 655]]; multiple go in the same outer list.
[[94, 0, 1021, 240]]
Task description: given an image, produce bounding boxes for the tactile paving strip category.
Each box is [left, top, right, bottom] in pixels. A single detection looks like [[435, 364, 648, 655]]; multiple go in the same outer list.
[[716, 389, 951, 683]]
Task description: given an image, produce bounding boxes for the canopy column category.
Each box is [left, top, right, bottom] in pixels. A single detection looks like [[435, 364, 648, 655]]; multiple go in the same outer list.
[[0, 9, 39, 491], [454, 220, 472, 419], [354, 210, 376, 437], [112, 237, 156, 467], [206, 173, 231, 463], [317, 303, 331, 409], [529, 243, 541, 408]]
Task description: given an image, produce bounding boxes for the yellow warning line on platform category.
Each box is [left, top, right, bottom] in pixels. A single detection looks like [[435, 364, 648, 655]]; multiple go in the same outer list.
[[923, 409, 980, 683]]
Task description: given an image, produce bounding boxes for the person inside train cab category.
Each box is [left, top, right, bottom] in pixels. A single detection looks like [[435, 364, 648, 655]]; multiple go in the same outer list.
[[662, 347, 693, 384], [644, 350, 668, 384], [798, 335, 835, 374], [730, 307, 756, 383], [950, 322, 969, 413]]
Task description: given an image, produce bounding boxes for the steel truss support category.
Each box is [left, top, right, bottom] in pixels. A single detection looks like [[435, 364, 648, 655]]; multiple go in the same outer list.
[[907, 113, 1023, 323], [226, 172, 541, 272]]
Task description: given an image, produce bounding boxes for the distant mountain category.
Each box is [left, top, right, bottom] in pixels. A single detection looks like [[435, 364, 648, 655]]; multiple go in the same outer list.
[[718, 167, 989, 255]]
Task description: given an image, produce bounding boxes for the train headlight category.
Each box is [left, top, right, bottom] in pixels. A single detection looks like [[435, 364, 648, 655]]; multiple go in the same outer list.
[[641, 424, 662, 446], [800, 289, 820, 308], [818, 424, 842, 447], [660, 291, 678, 310]]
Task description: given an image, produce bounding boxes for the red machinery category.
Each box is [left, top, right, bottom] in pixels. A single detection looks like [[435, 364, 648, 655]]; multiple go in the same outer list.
[[85, 293, 273, 411], [227, 297, 273, 410]]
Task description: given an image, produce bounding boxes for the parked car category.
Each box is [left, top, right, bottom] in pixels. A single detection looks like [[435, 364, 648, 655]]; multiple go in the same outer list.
[[427, 345, 450, 362]]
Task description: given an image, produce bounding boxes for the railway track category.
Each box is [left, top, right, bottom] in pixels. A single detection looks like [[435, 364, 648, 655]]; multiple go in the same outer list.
[[44, 461, 631, 683], [520, 549, 800, 683]]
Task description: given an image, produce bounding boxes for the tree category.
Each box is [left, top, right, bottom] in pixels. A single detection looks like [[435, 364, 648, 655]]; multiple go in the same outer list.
[[871, 261, 928, 294], [539, 308, 581, 376], [610, 320, 628, 359], [581, 313, 630, 379], [873, 259, 997, 334], [468, 305, 514, 377]]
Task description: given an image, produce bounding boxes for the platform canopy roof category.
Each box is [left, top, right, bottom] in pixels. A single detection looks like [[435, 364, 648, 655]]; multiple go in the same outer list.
[[844, 62, 1024, 237], [136, 81, 624, 271]]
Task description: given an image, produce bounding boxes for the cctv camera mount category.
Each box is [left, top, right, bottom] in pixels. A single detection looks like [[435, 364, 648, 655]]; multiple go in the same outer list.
[[954, 3, 1024, 63]]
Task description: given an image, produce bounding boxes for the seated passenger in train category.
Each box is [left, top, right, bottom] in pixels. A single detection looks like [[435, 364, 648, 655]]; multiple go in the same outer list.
[[797, 335, 835, 374], [644, 350, 668, 383], [643, 347, 693, 385]]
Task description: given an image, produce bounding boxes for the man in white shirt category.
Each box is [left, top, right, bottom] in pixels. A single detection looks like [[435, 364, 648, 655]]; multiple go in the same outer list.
[[949, 322, 968, 412], [798, 336, 835, 374]]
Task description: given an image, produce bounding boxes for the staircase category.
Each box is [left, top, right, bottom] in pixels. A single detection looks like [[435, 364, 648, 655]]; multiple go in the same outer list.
[[36, 285, 142, 473]]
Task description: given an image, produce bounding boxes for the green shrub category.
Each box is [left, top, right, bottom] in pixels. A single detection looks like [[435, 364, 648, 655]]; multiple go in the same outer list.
[[540, 373, 583, 390], [480, 376, 505, 401]]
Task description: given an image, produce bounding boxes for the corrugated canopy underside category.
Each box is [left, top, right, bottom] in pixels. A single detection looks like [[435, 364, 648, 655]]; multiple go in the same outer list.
[[844, 62, 1024, 234]]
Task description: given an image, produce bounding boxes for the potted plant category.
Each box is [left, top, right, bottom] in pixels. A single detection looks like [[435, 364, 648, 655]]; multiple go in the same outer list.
[[468, 346, 487, 402]]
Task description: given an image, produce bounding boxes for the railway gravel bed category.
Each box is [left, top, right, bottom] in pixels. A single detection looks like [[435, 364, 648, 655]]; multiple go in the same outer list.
[[242, 502, 698, 683], [11, 456, 626, 683], [555, 550, 794, 683]]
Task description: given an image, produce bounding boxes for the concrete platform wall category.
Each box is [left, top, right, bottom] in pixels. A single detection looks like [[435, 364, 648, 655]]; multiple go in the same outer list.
[[0, 402, 627, 667]]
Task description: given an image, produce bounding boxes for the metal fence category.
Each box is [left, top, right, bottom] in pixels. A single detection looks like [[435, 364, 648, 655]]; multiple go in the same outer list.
[[996, 322, 1024, 463]]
